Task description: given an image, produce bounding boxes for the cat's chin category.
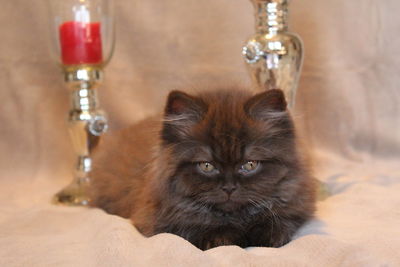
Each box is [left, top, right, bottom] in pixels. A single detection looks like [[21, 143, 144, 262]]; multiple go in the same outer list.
[[214, 200, 243, 213]]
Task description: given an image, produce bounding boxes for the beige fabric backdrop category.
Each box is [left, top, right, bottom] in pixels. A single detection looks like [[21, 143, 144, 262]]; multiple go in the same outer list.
[[0, 0, 399, 266]]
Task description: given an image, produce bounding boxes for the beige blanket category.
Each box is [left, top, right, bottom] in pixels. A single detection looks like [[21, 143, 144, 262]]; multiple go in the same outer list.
[[0, 0, 399, 266]]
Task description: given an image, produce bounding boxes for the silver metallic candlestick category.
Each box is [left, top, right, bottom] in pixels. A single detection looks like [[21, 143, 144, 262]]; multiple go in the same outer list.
[[242, 0, 303, 108], [48, 0, 115, 206], [53, 68, 108, 205]]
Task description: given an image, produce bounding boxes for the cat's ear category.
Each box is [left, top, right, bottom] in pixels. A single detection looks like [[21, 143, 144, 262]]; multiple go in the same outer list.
[[244, 89, 287, 118], [162, 91, 207, 144], [164, 90, 207, 118]]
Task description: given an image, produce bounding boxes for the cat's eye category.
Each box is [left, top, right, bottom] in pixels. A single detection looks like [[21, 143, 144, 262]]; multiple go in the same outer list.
[[197, 162, 218, 175], [239, 161, 260, 175]]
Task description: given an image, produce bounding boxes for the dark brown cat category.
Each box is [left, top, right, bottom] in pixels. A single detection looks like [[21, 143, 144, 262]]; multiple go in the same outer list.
[[90, 88, 316, 250]]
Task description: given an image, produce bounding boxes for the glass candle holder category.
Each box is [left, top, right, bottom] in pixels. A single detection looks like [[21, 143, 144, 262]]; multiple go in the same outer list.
[[47, 0, 115, 205], [242, 0, 303, 109]]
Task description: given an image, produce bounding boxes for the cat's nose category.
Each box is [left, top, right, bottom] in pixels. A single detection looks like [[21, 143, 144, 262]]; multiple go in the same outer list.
[[221, 184, 237, 195]]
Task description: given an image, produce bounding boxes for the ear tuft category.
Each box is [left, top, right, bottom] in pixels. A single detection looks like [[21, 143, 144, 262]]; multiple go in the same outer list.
[[244, 89, 287, 118], [162, 90, 207, 144], [165, 90, 206, 116], [166, 91, 192, 115]]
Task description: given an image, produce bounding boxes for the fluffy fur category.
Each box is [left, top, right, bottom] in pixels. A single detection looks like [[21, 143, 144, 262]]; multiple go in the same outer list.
[[90, 88, 316, 250]]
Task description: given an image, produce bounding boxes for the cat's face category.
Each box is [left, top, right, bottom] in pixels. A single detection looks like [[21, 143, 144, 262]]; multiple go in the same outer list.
[[161, 89, 297, 214]]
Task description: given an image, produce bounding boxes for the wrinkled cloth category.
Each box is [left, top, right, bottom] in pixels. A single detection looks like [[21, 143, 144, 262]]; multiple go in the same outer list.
[[0, 0, 399, 266]]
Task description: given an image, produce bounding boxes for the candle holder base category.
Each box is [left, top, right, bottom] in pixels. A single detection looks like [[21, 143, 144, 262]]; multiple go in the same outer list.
[[53, 177, 90, 206], [51, 68, 107, 207]]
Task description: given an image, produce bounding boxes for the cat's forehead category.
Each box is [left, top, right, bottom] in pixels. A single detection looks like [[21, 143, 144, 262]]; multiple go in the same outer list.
[[192, 95, 251, 163], [205, 92, 248, 128], [196, 98, 285, 162]]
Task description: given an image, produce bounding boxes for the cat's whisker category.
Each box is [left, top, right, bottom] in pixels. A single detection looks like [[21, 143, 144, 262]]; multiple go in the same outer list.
[[163, 114, 192, 123]]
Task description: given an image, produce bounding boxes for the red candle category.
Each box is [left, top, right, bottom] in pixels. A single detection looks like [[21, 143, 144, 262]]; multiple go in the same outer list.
[[59, 21, 103, 65]]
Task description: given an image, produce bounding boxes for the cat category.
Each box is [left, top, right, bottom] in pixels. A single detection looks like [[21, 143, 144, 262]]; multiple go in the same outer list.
[[89, 87, 316, 250]]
